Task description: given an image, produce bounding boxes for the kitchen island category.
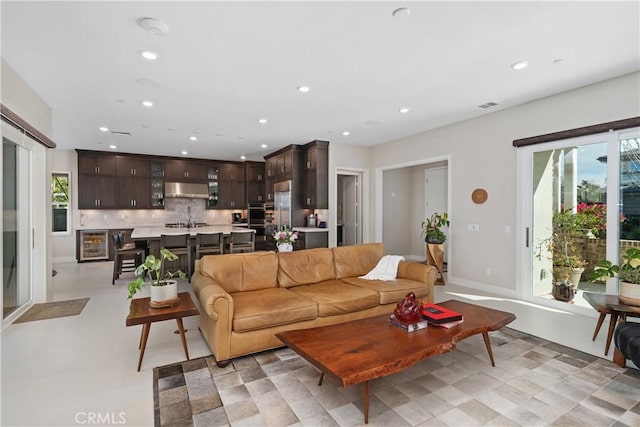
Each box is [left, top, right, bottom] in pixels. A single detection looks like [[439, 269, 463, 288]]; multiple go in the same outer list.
[[131, 225, 255, 274]]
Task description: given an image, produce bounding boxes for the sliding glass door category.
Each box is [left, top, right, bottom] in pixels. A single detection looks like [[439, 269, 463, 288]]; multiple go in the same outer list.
[[520, 127, 639, 310], [3, 137, 32, 319]]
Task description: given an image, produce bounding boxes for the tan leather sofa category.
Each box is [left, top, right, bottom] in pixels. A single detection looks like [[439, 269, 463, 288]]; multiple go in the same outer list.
[[191, 243, 437, 365]]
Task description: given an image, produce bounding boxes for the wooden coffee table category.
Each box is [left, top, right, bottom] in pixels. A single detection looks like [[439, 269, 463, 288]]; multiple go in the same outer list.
[[126, 291, 199, 371], [276, 300, 515, 424]]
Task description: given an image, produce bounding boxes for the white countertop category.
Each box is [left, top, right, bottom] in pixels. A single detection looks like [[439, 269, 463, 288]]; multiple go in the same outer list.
[[293, 227, 329, 233], [131, 225, 254, 239]]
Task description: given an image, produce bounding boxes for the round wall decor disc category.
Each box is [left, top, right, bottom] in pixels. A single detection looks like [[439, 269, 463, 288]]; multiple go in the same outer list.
[[472, 188, 488, 204]]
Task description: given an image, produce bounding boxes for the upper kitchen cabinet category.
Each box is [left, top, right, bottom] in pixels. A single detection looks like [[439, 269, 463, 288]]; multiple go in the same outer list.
[[115, 155, 151, 177], [77, 150, 117, 209], [264, 145, 304, 201], [245, 162, 265, 203], [302, 140, 329, 209], [116, 175, 151, 209], [218, 162, 246, 208], [77, 150, 116, 176], [164, 159, 208, 182]]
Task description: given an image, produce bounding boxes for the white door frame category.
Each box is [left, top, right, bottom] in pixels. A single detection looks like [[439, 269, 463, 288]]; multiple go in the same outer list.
[[334, 168, 368, 246]]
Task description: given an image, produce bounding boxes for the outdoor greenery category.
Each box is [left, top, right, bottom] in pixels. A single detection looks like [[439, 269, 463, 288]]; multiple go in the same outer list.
[[51, 174, 69, 203], [590, 247, 640, 285], [537, 208, 586, 269]]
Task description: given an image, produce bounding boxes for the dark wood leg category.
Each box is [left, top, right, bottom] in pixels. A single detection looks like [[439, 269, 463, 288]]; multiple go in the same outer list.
[[176, 318, 189, 360], [363, 381, 370, 424], [592, 312, 607, 341], [605, 313, 619, 356], [138, 325, 144, 350], [613, 347, 626, 368], [216, 360, 230, 368], [137, 322, 151, 372], [482, 331, 496, 367], [318, 372, 324, 386]]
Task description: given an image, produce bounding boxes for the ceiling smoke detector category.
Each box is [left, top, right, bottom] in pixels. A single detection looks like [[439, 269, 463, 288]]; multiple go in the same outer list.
[[137, 17, 169, 35]]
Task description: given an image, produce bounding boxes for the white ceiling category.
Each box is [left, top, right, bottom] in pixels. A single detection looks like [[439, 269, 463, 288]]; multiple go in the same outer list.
[[2, 1, 639, 161]]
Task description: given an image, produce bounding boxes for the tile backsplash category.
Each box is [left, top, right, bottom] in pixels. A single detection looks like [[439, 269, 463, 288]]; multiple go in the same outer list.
[[77, 198, 244, 229]]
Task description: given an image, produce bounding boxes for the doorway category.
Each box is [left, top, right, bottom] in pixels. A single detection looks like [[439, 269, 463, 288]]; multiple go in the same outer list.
[[337, 171, 363, 246]]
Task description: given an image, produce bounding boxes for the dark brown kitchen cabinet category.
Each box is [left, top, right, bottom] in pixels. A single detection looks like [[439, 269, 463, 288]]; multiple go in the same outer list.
[[302, 140, 329, 209], [116, 156, 150, 177], [117, 176, 151, 209], [265, 157, 277, 202], [294, 231, 329, 250], [245, 162, 265, 203], [164, 159, 208, 182], [78, 174, 117, 209], [218, 162, 245, 208], [78, 152, 116, 176]]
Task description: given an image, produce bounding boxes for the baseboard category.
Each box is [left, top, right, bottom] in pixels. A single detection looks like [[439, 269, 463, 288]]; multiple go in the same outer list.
[[446, 275, 518, 299]]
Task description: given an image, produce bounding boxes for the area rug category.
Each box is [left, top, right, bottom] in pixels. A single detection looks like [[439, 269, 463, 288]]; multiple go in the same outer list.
[[153, 327, 640, 426], [14, 297, 89, 323]]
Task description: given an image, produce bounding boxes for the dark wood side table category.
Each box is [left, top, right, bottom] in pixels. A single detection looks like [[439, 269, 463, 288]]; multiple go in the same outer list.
[[126, 291, 199, 371], [583, 292, 640, 356], [605, 302, 640, 367]]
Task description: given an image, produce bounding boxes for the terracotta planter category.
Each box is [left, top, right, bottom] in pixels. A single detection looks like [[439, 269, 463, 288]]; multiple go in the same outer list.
[[619, 281, 640, 306], [149, 279, 179, 308], [277, 242, 294, 252]]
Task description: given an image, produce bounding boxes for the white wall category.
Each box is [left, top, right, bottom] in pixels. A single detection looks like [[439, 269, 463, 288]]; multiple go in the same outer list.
[[370, 71, 640, 296], [51, 149, 77, 262], [382, 168, 412, 255], [1, 58, 53, 306]]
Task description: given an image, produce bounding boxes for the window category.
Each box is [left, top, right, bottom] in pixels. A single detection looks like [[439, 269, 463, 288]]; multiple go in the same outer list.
[[52, 172, 70, 233]]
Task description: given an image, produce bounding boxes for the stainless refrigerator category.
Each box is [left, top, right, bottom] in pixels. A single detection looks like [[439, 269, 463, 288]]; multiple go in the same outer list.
[[274, 180, 292, 230]]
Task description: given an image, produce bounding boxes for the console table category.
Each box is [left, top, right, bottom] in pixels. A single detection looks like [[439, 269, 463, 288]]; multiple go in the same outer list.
[[583, 292, 640, 357]]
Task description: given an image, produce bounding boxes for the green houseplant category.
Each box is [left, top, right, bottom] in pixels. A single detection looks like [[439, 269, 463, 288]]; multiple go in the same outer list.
[[421, 212, 450, 244], [536, 208, 587, 300], [128, 248, 186, 305], [590, 248, 640, 306]]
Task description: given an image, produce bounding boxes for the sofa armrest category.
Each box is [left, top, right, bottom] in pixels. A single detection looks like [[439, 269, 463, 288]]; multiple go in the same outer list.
[[397, 261, 437, 303], [197, 280, 234, 323]]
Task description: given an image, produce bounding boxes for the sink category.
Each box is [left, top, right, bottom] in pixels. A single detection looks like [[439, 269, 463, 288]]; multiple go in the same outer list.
[[164, 222, 209, 228]]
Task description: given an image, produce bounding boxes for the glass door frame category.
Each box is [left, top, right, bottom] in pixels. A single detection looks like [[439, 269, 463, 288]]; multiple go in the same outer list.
[[516, 129, 639, 314], [2, 125, 34, 325]]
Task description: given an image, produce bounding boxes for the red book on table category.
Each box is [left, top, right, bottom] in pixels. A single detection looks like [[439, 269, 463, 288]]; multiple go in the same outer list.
[[422, 303, 463, 324]]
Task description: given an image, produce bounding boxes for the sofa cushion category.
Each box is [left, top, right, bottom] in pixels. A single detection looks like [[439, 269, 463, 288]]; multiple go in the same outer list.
[[342, 277, 430, 305], [277, 248, 336, 288], [200, 251, 278, 293], [290, 280, 379, 317], [230, 288, 317, 332], [333, 243, 384, 279]]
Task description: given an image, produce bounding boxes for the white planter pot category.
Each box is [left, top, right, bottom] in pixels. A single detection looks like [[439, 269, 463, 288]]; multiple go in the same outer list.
[[620, 281, 640, 306], [149, 280, 179, 308], [277, 242, 294, 252]]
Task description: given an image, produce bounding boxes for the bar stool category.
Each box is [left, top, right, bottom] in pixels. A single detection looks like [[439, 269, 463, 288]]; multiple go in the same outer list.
[[195, 232, 224, 259], [161, 234, 191, 283], [112, 232, 144, 285], [227, 231, 255, 253]]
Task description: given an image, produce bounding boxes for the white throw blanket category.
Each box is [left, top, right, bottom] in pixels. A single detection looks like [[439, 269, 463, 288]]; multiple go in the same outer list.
[[359, 255, 405, 281]]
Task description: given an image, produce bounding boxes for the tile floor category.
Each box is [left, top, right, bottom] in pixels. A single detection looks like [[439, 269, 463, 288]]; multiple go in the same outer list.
[[1, 260, 639, 426]]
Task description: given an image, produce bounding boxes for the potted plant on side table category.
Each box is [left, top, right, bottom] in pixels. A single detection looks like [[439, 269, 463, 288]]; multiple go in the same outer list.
[[590, 247, 640, 306], [421, 212, 449, 285], [128, 248, 187, 308]]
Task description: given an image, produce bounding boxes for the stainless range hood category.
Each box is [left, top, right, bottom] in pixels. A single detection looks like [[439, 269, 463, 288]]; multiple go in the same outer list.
[[164, 182, 209, 199]]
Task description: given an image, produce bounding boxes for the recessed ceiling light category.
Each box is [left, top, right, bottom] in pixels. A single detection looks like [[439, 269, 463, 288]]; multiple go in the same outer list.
[[399, 108, 410, 114], [258, 118, 268, 124], [181, 150, 188, 155], [511, 60, 528, 70], [99, 126, 109, 132], [261, 144, 268, 148], [189, 136, 197, 141], [142, 100, 154, 108], [240, 155, 247, 160], [342, 131, 350, 136], [140, 50, 158, 61], [137, 17, 169, 36], [109, 145, 117, 150], [392, 8, 411, 19], [297, 85, 311, 93]]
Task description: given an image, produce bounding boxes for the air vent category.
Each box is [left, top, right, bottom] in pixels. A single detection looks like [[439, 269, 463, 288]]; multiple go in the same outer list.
[[111, 131, 131, 136], [477, 102, 498, 110]]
